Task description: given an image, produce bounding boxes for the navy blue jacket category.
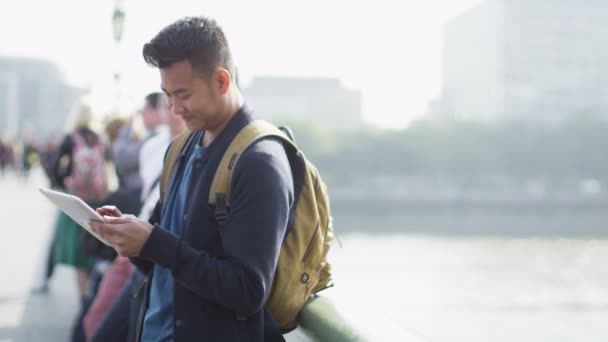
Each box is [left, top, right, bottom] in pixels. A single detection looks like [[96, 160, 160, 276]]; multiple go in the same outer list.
[[132, 106, 294, 341]]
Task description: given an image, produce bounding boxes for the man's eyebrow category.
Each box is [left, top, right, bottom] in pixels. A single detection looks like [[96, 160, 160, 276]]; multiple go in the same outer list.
[[160, 87, 189, 95]]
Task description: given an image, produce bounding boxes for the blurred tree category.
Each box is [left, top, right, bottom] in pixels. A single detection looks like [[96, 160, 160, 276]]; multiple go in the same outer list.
[[281, 115, 608, 191]]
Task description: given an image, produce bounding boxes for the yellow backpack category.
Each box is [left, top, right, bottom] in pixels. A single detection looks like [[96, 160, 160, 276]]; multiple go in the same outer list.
[[160, 120, 334, 331]]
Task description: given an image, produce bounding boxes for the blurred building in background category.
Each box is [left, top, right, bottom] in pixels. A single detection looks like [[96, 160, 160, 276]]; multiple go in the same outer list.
[[242, 76, 362, 128], [0, 57, 80, 139], [439, 0, 608, 121]]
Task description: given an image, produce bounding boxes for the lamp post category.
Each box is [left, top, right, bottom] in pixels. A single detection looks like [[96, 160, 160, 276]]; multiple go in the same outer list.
[[112, 0, 125, 115]]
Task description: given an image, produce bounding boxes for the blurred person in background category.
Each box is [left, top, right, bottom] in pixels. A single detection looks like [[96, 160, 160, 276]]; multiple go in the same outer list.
[[11, 139, 23, 175], [105, 118, 127, 144], [34, 119, 125, 295], [31, 133, 66, 294], [52, 102, 107, 299], [78, 118, 129, 264], [39, 133, 64, 188], [21, 134, 38, 180], [67, 115, 134, 342], [66, 117, 129, 342], [111, 92, 165, 197], [0, 137, 13, 176], [103, 118, 126, 167]]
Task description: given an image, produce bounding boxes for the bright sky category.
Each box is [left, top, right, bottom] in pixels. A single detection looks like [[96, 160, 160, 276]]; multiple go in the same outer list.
[[0, 0, 482, 129]]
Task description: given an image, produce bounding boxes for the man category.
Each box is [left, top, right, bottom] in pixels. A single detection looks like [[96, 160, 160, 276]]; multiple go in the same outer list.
[[112, 92, 165, 195], [91, 16, 294, 342]]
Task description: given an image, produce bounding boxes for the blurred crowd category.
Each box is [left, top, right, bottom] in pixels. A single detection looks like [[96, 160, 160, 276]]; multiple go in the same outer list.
[[0, 131, 48, 180], [18, 92, 186, 342]]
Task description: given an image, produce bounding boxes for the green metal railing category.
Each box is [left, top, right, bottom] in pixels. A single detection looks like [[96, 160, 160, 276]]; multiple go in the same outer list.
[[297, 295, 429, 341]]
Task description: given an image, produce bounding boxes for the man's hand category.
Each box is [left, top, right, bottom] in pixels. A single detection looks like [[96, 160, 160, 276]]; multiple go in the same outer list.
[[90, 215, 154, 257]]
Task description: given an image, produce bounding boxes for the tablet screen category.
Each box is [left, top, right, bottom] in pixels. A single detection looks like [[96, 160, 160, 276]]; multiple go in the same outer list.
[[39, 188, 111, 246]]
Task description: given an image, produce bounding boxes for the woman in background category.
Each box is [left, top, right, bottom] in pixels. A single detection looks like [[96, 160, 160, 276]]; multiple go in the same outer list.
[[52, 103, 107, 299]]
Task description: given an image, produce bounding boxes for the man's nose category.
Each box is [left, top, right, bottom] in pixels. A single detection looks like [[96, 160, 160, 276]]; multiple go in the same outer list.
[[172, 103, 185, 116]]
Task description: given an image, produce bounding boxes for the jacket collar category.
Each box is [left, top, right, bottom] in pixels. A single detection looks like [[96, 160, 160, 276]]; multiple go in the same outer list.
[[163, 104, 254, 213], [207, 103, 254, 150]]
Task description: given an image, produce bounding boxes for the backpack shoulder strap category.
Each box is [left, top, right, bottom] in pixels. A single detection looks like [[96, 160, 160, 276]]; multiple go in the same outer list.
[[209, 120, 295, 209], [160, 130, 191, 201]]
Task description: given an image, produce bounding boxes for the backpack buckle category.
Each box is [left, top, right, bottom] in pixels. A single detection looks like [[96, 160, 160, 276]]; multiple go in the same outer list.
[[214, 193, 228, 228]]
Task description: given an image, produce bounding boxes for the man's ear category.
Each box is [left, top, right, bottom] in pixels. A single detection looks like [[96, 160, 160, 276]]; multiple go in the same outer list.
[[215, 68, 231, 95]]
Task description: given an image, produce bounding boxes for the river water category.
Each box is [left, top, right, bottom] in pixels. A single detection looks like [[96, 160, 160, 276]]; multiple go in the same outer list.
[[328, 234, 608, 341]]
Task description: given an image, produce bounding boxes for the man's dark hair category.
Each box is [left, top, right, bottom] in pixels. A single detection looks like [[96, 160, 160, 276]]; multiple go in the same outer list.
[[145, 92, 162, 109], [143, 16, 234, 78]]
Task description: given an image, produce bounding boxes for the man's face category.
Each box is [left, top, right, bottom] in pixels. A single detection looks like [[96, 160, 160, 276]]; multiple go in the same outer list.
[[160, 60, 221, 132]]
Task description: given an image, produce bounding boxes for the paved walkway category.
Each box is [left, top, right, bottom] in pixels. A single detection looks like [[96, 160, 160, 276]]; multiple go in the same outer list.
[[0, 267, 78, 341], [0, 168, 78, 342]]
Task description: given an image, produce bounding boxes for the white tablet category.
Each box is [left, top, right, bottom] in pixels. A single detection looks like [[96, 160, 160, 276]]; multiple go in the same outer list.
[[39, 188, 112, 246]]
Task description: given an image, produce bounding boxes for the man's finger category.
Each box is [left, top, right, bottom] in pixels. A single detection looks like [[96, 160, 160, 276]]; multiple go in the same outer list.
[[89, 220, 103, 234], [102, 215, 135, 224], [96, 205, 122, 217], [91, 221, 121, 239]]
